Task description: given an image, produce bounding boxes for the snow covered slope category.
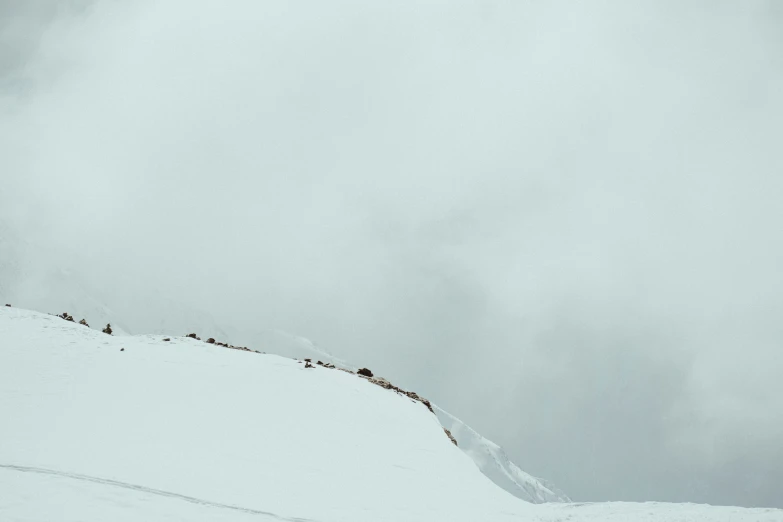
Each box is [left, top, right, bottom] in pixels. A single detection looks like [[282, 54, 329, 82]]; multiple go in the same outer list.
[[434, 405, 571, 503], [2, 307, 782, 522], [0, 307, 532, 522]]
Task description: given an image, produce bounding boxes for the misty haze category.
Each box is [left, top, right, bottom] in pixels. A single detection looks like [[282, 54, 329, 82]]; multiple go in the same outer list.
[[1, 0, 782, 518]]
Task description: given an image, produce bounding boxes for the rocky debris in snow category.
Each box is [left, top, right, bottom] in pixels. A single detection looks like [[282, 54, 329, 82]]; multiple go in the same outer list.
[[304, 358, 311, 363], [408, 393, 434, 414], [163, 338, 171, 342], [361, 375, 435, 414], [444, 428, 458, 446], [79, 319, 89, 327], [120, 348, 125, 352], [59, 312, 74, 322], [182, 333, 256, 353], [102, 324, 113, 335], [304, 361, 314, 369], [369, 377, 392, 389], [343, 363, 438, 416], [4, 304, 10, 307]]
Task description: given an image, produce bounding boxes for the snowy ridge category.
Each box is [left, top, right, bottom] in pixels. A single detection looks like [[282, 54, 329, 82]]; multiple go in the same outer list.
[[434, 405, 571, 504], [2, 306, 782, 521], [0, 307, 529, 522]]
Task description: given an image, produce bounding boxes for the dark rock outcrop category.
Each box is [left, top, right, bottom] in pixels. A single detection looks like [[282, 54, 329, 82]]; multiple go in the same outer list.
[[364, 375, 435, 414], [102, 324, 113, 335], [206, 338, 215, 344], [357, 368, 373, 378], [79, 319, 89, 327], [444, 428, 458, 446]]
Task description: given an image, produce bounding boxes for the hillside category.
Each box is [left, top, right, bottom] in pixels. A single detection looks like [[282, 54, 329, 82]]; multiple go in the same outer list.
[[1, 307, 781, 522], [0, 223, 562, 505]]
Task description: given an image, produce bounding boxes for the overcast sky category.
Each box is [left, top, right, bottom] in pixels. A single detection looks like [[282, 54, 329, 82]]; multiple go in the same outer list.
[[2, 0, 783, 508]]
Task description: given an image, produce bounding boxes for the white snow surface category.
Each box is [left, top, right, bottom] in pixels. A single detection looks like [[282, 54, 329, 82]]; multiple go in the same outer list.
[[434, 405, 571, 504], [1, 307, 781, 522]]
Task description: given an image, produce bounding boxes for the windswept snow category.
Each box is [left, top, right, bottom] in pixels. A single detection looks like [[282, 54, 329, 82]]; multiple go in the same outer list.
[[1, 307, 781, 522], [434, 405, 570, 504]]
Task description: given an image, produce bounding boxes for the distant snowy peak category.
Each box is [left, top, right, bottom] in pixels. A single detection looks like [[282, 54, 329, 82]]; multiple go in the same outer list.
[[0, 220, 127, 333], [434, 405, 571, 504]]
